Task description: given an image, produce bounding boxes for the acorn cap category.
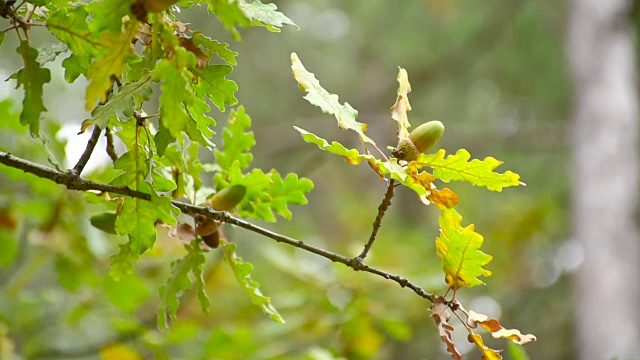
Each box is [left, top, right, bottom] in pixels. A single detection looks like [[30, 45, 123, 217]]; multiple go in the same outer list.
[[195, 214, 219, 236], [392, 137, 420, 161], [209, 184, 247, 211]]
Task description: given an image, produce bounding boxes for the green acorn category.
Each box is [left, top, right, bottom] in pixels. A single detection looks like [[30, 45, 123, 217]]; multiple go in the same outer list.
[[208, 184, 247, 211], [90, 212, 117, 234], [392, 121, 444, 161]]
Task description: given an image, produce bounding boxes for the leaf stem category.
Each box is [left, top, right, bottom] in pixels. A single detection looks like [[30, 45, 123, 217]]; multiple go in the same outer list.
[[0, 151, 435, 303], [371, 143, 389, 161]]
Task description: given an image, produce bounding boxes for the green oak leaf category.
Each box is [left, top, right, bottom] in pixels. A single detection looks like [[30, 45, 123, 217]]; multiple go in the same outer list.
[[192, 240, 210, 315], [222, 242, 284, 323], [11, 41, 52, 136], [114, 186, 179, 255], [192, 64, 238, 112], [62, 54, 90, 83], [418, 149, 522, 191], [185, 96, 216, 148], [291, 52, 375, 146], [80, 74, 153, 132], [294, 127, 377, 165], [158, 240, 210, 330], [36, 42, 69, 65], [214, 106, 255, 173], [191, 33, 238, 65], [238, 0, 298, 32], [206, 0, 251, 40], [87, 0, 132, 32], [156, 141, 204, 200], [153, 47, 218, 147], [46, 6, 101, 81], [154, 51, 194, 139], [435, 207, 492, 290], [158, 252, 192, 330], [111, 143, 177, 192], [111, 146, 149, 189], [85, 21, 140, 109], [225, 165, 313, 222], [186, 141, 205, 191]]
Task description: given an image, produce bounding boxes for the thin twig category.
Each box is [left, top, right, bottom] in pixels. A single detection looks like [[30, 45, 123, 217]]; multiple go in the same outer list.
[[356, 178, 396, 261], [70, 125, 102, 176], [371, 143, 389, 161], [0, 151, 435, 303], [13, 0, 26, 11], [139, 113, 160, 120], [25, 4, 35, 22], [1, 24, 19, 33]]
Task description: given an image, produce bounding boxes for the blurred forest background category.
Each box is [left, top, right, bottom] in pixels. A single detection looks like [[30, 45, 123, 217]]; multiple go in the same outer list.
[[1, 0, 637, 359]]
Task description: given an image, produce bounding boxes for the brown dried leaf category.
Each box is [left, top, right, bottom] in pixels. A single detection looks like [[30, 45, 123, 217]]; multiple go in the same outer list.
[[406, 161, 436, 186], [172, 20, 190, 33], [179, 37, 208, 69], [431, 296, 462, 360], [428, 188, 460, 210], [165, 222, 218, 250], [467, 310, 537, 345], [175, 223, 196, 243], [390, 67, 412, 138], [135, 23, 153, 46]]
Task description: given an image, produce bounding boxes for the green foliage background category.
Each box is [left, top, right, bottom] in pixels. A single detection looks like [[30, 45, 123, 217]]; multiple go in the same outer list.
[[0, 0, 571, 359]]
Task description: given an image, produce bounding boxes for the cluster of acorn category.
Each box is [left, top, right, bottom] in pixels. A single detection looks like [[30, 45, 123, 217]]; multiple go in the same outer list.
[[191, 120, 445, 248], [195, 185, 247, 249], [392, 120, 445, 161]]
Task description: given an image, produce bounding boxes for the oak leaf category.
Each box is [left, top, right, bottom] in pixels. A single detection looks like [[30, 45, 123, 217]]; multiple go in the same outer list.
[[467, 310, 537, 345], [419, 149, 522, 192], [390, 67, 412, 138], [291, 52, 375, 146], [436, 208, 492, 290], [430, 296, 462, 360]]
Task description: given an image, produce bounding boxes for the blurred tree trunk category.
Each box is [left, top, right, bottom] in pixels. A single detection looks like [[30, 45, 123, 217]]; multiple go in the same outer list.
[[569, 0, 640, 359]]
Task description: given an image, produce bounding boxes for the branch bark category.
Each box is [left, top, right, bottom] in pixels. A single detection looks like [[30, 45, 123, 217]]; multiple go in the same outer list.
[[0, 151, 435, 303], [70, 125, 102, 176]]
